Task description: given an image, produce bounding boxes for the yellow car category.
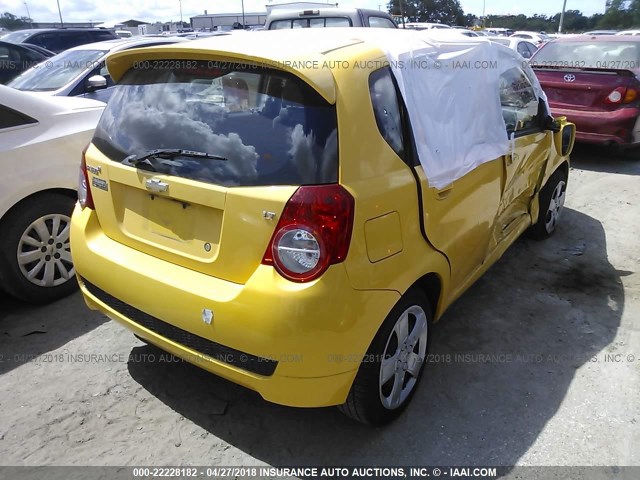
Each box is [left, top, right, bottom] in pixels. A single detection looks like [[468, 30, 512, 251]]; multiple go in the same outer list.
[[71, 29, 575, 425]]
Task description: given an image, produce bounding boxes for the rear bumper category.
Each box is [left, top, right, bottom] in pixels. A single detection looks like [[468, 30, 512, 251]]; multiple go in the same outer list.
[[71, 206, 400, 407], [550, 106, 640, 146]]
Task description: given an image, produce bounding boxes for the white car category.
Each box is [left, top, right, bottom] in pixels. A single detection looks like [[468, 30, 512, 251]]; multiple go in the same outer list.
[[0, 85, 105, 303], [510, 31, 550, 45], [489, 37, 539, 59], [403, 22, 451, 30], [617, 30, 640, 36], [484, 28, 513, 37]]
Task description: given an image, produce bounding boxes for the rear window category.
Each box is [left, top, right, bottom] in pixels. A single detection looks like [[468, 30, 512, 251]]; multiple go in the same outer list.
[[90, 31, 117, 41], [29, 31, 90, 52], [531, 41, 640, 69], [1, 31, 32, 43], [368, 17, 396, 28], [269, 17, 352, 29], [93, 61, 338, 187]]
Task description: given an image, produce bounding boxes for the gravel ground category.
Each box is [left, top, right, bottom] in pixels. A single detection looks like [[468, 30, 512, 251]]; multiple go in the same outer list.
[[0, 145, 638, 469]]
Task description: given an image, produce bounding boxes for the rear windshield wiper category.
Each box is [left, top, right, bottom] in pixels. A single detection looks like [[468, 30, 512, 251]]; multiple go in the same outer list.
[[122, 149, 227, 172]]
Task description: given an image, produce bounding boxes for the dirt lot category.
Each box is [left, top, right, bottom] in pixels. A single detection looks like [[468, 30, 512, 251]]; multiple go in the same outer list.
[[0, 145, 638, 468]]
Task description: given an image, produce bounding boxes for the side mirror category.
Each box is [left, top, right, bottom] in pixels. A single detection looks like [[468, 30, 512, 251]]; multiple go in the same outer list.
[[553, 116, 576, 157], [86, 75, 107, 92]]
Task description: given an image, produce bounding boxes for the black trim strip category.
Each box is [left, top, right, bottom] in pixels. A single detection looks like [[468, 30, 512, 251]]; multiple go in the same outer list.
[[392, 72, 430, 244], [83, 280, 278, 376]]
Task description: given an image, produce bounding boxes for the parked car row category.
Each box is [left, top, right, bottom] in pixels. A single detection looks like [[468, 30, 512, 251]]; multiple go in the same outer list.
[[416, 29, 640, 150]]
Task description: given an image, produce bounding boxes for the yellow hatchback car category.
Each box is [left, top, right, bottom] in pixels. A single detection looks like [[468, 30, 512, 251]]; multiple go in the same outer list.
[[71, 29, 575, 425]]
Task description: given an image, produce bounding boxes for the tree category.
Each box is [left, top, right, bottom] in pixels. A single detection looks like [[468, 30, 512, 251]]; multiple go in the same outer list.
[[384, 1, 638, 31], [484, 14, 555, 32], [550, 10, 590, 33], [597, 0, 634, 29], [388, 0, 465, 26], [463, 13, 478, 27], [0, 12, 30, 30], [627, 0, 640, 25]]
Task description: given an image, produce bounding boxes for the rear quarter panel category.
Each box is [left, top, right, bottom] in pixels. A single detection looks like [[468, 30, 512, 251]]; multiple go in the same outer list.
[[0, 107, 103, 220], [329, 47, 451, 317]]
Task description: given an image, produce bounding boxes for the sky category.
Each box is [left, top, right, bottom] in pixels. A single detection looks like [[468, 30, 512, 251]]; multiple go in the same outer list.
[[3, 0, 608, 25]]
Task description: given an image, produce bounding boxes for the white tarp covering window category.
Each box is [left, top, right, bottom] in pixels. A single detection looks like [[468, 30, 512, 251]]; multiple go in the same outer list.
[[373, 31, 548, 189]]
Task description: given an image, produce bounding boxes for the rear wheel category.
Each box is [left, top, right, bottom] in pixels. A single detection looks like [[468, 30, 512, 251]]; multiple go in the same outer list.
[[622, 145, 640, 161], [528, 169, 567, 240], [607, 143, 639, 161], [339, 290, 432, 425], [0, 193, 78, 303]]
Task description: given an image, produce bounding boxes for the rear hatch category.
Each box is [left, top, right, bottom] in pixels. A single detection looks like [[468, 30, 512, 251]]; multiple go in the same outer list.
[[87, 60, 338, 284], [531, 39, 640, 111]]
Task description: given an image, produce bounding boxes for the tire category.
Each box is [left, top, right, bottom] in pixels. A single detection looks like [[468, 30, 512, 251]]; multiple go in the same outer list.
[[527, 169, 567, 240], [622, 145, 640, 161], [608, 143, 639, 161], [608, 142, 625, 158], [339, 289, 432, 426], [0, 192, 78, 303]]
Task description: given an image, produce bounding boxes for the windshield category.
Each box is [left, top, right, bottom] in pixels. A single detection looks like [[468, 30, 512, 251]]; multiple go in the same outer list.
[[531, 41, 640, 69], [93, 61, 338, 187], [1, 31, 32, 43], [8, 49, 106, 91]]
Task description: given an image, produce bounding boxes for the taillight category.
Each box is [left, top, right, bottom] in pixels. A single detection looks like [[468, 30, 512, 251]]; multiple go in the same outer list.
[[624, 87, 638, 103], [78, 145, 94, 210], [605, 86, 639, 105], [262, 185, 354, 283]]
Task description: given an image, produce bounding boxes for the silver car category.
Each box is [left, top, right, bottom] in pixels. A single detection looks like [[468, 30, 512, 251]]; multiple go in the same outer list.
[[8, 37, 188, 102]]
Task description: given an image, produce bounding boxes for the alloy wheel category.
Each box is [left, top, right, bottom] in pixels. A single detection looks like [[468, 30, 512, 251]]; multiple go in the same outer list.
[[545, 180, 566, 234], [379, 305, 429, 410], [16, 213, 74, 287]]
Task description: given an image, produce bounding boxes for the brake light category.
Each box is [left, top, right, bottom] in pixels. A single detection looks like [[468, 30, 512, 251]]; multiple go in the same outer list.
[[605, 87, 625, 104], [605, 86, 639, 105], [78, 146, 95, 210], [262, 185, 354, 283]]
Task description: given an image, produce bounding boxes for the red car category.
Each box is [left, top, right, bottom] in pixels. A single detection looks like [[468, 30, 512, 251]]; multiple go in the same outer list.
[[531, 35, 640, 152]]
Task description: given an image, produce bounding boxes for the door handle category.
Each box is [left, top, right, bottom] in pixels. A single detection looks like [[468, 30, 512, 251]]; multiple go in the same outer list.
[[435, 186, 454, 200]]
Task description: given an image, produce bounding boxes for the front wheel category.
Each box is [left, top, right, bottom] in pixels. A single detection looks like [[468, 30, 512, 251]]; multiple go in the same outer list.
[[339, 290, 432, 425], [528, 169, 567, 240]]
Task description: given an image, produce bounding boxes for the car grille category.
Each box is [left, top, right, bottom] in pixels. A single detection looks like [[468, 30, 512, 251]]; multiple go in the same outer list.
[[82, 279, 278, 376]]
